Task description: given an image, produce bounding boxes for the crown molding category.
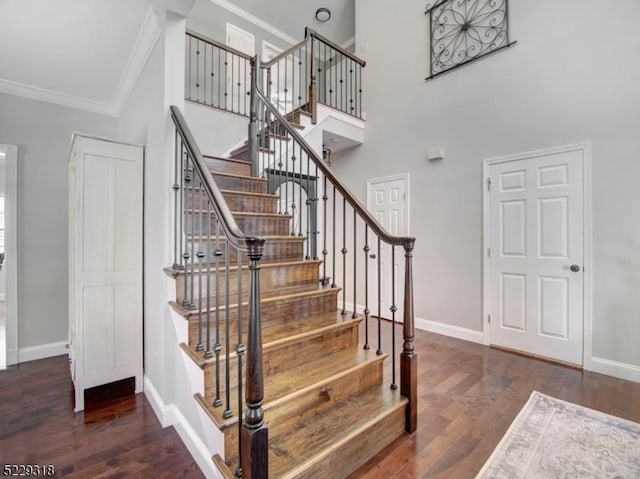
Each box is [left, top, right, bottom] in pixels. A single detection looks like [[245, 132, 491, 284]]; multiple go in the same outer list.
[[112, 7, 164, 115], [207, 0, 298, 45], [0, 6, 163, 117], [0, 77, 117, 116]]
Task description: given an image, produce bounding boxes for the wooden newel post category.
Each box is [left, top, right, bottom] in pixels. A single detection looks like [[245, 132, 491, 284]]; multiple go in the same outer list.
[[241, 238, 268, 479], [248, 56, 260, 177], [400, 238, 417, 433]]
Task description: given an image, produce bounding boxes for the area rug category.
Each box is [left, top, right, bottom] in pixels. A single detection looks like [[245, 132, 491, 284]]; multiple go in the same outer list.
[[476, 391, 640, 478]]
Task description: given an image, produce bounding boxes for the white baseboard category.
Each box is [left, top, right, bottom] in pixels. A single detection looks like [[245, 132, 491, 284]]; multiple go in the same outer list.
[[143, 376, 222, 479], [7, 348, 18, 366], [415, 317, 484, 345], [18, 340, 68, 363], [167, 405, 222, 479], [144, 375, 172, 427], [587, 357, 640, 384]]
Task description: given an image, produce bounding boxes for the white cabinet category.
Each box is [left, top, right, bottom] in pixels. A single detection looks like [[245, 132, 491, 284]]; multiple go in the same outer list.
[[68, 135, 143, 412]]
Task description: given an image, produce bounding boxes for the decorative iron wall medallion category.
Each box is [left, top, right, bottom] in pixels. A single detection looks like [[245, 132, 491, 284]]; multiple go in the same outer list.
[[425, 0, 516, 80]]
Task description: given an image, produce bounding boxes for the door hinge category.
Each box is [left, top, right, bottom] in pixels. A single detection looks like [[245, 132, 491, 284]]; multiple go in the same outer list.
[[487, 177, 492, 191], [488, 314, 491, 324], [487, 247, 491, 257]]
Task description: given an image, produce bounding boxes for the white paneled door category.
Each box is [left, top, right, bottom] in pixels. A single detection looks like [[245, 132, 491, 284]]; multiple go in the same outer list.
[[367, 175, 409, 322], [487, 148, 585, 364]]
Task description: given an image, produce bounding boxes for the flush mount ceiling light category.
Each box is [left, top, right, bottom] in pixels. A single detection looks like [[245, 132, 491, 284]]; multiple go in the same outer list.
[[315, 7, 331, 22]]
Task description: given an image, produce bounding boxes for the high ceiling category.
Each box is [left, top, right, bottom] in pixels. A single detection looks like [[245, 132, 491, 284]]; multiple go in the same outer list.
[[222, 0, 355, 44], [0, 0, 153, 112], [0, 0, 354, 115]]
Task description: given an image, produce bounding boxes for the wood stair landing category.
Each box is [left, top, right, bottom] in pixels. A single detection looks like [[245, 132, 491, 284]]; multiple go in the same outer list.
[[171, 155, 408, 478]]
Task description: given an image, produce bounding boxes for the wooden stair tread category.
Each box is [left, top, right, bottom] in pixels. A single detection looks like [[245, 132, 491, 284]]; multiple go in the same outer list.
[[211, 171, 267, 182], [165, 259, 321, 276], [203, 154, 250, 165], [198, 346, 385, 429], [170, 285, 340, 318], [219, 189, 279, 199], [184, 209, 292, 220], [269, 387, 406, 478], [180, 311, 358, 366]]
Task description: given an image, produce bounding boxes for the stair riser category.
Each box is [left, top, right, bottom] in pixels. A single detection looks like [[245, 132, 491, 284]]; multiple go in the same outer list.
[[212, 174, 267, 193], [184, 238, 305, 264], [185, 213, 291, 236], [223, 356, 385, 460], [183, 288, 339, 328], [289, 404, 406, 479], [176, 261, 320, 307], [205, 157, 250, 176], [183, 189, 279, 214], [203, 322, 360, 399]]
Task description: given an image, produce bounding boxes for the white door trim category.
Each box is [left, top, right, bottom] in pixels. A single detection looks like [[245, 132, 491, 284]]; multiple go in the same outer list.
[[226, 22, 255, 56], [482, 142, 593, 367], [0, 144, 19, 367], [366, 173, 411, 235]]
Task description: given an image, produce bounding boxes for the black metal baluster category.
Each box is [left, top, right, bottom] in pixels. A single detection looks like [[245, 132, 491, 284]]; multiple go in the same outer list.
[[217, 47, 221, 109], [285, 122, 289, 225], [213, 220, 222, 407], [284, 55, 288, 114], [231, 54, 235, 113], [298, 145, 303, 237], [188, 35, 192, 100], [305, 153, 311, 259], [173, 130, 180, 269], [352, 209, 357, 318], [204, 43, 207, 104], [243, 58, 247, 116], [182, 151, 190, 306], [363, 226, 370, 350], [377, 237, 382, 355], [205, 203, 212, 358], [359, 63, 363, 119], [322, 175, 328, 285], [196, 175, 204, 351], [195, 40, 201, 101], [341, 197, 347, 315], [223, 238, 232, 419], [331, 185, 337, 288], [350, 60, 354, 115], [189, 169, 196, 309], [235, 248, 244, 478], [210, 44, 214, 106], [224, 51, 228, 110], [313, 161, 319, 260], [390, 245, 398, 390], [329, 52, 334, 109]]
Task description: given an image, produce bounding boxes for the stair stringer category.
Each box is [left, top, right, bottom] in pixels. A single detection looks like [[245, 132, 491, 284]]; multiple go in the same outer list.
[[159, 306, 226, 479]]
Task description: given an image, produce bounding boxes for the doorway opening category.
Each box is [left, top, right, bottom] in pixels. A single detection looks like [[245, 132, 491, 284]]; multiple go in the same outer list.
[[0, 144, 18, 369]]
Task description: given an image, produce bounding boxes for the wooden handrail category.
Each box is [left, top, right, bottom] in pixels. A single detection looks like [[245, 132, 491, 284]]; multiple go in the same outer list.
[[169, 105, 264, 253], [186, 29, 253, 61], [260, 38, 308, 68], [254, 89, 412, 248], [305, 27, 366, 67]]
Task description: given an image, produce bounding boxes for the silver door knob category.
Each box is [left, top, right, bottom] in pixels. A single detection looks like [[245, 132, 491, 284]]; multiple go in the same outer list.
[[570, 264, 580, 272]]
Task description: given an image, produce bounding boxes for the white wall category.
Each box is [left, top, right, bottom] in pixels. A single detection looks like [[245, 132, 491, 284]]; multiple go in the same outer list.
[[0, 92, 117, 349], [339, 0, 640, 370], [184, 102, 247, 157]]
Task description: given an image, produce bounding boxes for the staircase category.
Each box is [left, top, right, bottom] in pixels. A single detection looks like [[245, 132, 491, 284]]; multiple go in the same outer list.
[[170, 152, 407, 477], [172, 28, 417, 478]]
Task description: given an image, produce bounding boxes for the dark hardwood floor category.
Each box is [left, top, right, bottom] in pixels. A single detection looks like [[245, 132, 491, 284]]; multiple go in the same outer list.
[[0, 356, 203, 478], [1, 329, 639, 478], [350, 328, 640, 478]]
